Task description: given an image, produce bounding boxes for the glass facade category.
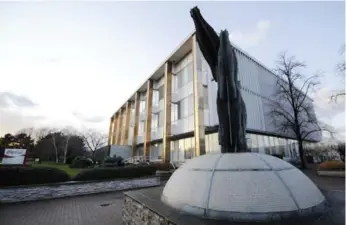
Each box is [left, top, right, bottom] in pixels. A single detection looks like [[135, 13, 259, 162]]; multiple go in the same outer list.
[[170, 137, 195, 162], [203, 132, 307, 159], [151, 113, 158, 132], [138, 121, 144, 136], [172, 61, 193, 92], [150, 143, 163, 161], [152, 90, 159, 107], [139, 100, 146, 113]]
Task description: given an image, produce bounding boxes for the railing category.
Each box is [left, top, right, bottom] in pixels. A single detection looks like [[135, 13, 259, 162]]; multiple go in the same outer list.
[[124, 156, 150, 165], [123, 156, 177, 169]]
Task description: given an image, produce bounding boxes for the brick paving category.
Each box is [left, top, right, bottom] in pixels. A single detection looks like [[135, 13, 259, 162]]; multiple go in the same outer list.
[[0, 191, 125, 225]]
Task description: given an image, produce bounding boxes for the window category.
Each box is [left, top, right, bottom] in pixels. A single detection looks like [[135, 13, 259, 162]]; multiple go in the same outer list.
[[140, 100, 146, 113], [205, 134, 210, 153], [157, 111, 163, 127], [177, 95, 193, 120], [171, 140, 179, 162], [208, 133, 220, 153], [184, 138, 192, 159], [158, 85, 164, 100], [257, 134, 264, 153], [176, 62, 193, 90], [246, 134, 252, 151], [252, 134, 259, 152], [178, 139, 185, 161], [151, 114, 158, 132], [153, 90, 159, 107], [138, 121, 144, 135], [172, 75, 178, 92], [171, 103, 178, 124], [186, 63, 193, 83], [263, 136, 270, 154], [203, 86, 208, 109]]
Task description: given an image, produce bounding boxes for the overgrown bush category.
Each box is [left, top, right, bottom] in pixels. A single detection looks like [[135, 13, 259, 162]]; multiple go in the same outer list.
[[149, 162, 174, 171], [73, 165, 157, 181], [272, 154, 283, 159], [69, 156, 94, 168], [0, 167, 70, 187], [104, 155, 124, 167], [318, 161, 345, 171]]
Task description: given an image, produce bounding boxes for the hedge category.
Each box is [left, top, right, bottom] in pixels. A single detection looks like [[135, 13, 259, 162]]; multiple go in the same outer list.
[[150, 162, 174, 171], [0, 167, 70, 187], [69, 156, 94, 169], [318, 161, 345, 171], [73, 165, 157, 181]]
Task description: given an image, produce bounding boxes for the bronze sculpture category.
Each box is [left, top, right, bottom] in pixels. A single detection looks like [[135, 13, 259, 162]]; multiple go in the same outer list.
[[190, 6, 248, 153]]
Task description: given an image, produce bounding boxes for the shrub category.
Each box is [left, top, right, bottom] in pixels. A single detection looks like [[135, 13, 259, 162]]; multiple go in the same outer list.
[[0, 167, 70, 187], [73, 165, 157, 181], [272, 154, 283, 159], [150, 162, 174, 171], [69, 156, 94, 168], [104, 156, 124, 167], [318, 161, 345, 171]]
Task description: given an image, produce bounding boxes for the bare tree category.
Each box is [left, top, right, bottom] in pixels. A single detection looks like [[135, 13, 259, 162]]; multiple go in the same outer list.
[[269, 52, 331, 169], [60, 127, 76, 164], [49, 129, 60, 163], [80, 129, 107, 161], [33, 127, 60, 163], [16, 127, 34, 137], [331, 45, 345, 102]]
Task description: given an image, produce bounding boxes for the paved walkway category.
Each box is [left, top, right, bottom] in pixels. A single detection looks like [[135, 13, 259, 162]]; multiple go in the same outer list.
[[302, 169, 345, 192], [0, 171, 344, 225], [0, 191, 125, 225]]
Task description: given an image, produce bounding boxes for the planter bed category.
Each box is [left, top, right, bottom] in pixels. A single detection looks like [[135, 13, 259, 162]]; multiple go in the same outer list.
[[0, 176, 160, 204], [155, 170, 174, 182], [317, 170, 345, 178]]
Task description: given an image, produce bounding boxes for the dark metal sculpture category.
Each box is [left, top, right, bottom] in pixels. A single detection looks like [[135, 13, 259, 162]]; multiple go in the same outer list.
[[190, 6, 248, 153]]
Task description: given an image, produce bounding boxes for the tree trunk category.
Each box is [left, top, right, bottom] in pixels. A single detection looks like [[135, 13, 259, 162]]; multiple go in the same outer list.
[[298, 139, 307, 169], [92, 151, 96, 164], [63, 136, 71, 164], [52, 135, 59, 163]]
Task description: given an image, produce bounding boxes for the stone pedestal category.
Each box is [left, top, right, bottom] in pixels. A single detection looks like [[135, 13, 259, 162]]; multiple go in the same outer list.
[[161, 153, 327, 222]]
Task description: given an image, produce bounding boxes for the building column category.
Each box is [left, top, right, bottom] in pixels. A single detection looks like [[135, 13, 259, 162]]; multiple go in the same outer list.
[[132, 92, 140, 157], [144, 80, 153, 158], [116, 108, 124, 144], [192, 34, 206, 156], [123, 101, 132, 145], [120, 109, 126, 144], [163, 61, 173, 162], [108, 116, 114, 145], [112, 113, 118, 145]]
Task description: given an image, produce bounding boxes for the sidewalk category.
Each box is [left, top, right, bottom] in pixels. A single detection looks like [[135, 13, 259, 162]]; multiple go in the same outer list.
[[302, 167, 345, 192]]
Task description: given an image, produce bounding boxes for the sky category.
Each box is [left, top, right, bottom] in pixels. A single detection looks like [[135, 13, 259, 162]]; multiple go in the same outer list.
[[0, 1, 345, 141]]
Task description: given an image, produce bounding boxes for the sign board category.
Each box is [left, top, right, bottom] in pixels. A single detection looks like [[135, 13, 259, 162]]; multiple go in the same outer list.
[[1, 149, 27, 165]]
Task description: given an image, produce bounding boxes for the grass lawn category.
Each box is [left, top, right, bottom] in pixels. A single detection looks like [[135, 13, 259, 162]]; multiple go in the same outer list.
[[31, 161, 82, 177]]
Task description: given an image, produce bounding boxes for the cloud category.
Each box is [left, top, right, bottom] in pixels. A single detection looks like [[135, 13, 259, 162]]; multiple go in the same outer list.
[[230, 19, 271, 47], [0, 92, 37, 109], [313, 87, 345, 141], [72, 111, 106, 123], [0, 108, 46, 135]]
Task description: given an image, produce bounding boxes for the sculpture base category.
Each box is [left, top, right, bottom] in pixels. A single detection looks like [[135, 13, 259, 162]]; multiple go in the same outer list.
[[162, 153, 328, 222], [122, 186, 339, 225]]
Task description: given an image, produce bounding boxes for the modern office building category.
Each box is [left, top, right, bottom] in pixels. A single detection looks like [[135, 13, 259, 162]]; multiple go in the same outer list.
[[108, 32, 321, 163]]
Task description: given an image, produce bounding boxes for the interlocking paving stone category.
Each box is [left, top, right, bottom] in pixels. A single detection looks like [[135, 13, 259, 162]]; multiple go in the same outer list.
[[0, 191, 125, 225]]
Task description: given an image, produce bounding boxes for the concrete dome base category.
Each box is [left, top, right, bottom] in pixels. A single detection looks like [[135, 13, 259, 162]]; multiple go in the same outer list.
[[161, 153, 327, 222]]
